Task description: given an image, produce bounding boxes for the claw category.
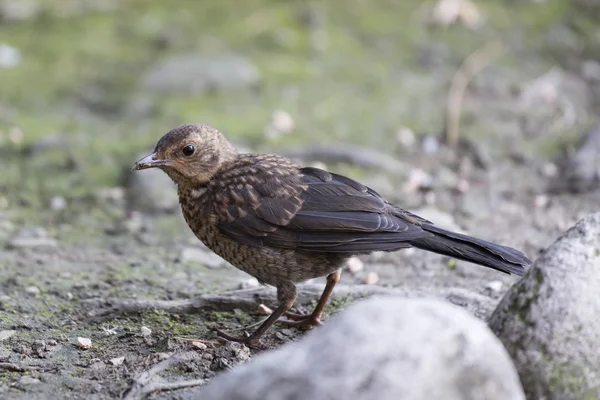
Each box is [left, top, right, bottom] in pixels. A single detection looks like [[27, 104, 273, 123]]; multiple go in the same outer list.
[[215, 329, 268, 350], [277, 314, 322, 328]]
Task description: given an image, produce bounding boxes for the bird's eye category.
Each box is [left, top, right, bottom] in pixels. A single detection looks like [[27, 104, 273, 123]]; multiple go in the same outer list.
[[182, 144, 195, 156]]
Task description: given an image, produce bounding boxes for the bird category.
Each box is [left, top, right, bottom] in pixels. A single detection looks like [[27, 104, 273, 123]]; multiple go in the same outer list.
[[132, 123, 531, 349]]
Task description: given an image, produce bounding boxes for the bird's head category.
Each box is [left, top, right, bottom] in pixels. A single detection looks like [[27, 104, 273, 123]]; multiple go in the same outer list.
[[132, 123, 237, 187]]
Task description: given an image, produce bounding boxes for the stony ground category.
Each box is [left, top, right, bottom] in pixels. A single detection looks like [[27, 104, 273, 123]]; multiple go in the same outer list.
[[1, 0, 600, 399]]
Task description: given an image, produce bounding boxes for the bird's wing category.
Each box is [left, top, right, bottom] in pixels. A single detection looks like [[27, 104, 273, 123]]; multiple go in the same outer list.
[[215, 162, 432, 252]]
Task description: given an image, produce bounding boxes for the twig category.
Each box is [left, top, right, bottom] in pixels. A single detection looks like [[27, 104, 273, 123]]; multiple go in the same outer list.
[[135, 379, 205, 397], [173, 337, 222, 345], [86, 284, 396, 319], [0, 362, 42, 372], [123, 351, 204, 400], [86, 283, 500, 325], [445, 41, 508, 149]]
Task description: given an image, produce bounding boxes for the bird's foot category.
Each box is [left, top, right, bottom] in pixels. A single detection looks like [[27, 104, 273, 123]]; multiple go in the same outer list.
[[278, 311, 322, 328], [214, 329, 268, 350]]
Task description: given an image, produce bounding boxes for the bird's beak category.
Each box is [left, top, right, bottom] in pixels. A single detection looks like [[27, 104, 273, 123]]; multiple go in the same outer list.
[[132, 153, 168, 171]]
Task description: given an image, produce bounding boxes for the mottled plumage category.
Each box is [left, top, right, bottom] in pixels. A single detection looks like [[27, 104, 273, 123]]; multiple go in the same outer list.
[[133, 123, 531, 349]]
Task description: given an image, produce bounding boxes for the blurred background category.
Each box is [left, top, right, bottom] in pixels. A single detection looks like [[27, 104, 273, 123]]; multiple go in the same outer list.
[[1, 0, 600, 395]]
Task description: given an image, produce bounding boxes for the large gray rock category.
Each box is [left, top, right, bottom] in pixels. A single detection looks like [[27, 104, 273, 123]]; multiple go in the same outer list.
[[489, 213, 600, 399], [197, 297, 524, 400]]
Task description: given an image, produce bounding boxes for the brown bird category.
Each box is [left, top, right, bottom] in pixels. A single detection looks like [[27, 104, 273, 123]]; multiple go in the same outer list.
[[133, 123, 531, 349]]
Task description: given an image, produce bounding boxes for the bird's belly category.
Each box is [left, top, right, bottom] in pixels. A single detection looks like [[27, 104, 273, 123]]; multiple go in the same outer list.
[[192, 225, 342, 286]]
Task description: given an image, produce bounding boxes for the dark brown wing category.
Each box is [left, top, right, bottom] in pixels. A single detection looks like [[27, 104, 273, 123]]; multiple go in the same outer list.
[[214, 159, 433, 253]]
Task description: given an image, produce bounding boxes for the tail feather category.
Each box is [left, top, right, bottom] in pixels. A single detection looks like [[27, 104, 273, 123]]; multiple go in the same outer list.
[[409, 224, 531, 275]]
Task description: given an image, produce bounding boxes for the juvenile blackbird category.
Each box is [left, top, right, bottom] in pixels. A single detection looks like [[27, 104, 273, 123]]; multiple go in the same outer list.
[[133, 123, 531, 348]]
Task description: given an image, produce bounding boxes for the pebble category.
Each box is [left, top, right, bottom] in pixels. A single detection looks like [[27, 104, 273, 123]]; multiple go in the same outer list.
[[202, 353, 214, 361], [19, 376, 41, 385], [9, 226, 58, 249], [403, 168, 434, 193], [0, 330, 16, 341], [534, 194, 549, 208], [77, 337, 92, 349], [140, 326, 152, 337], [25, 286, 41, 295], [110, 356, 125, 366], [238, 277, 260, 289], [364, 271, 379, 285], [156, 352, 172, 361], [346, 257, 364, 273], [192, 342, 208, 351], [257, 304, 273, 315], [49, 196, 67, 210], [485, 280, 503, 293], [265, 110, 295, 138], [421, 135, 440, 154], [0, 43, 21, 68], [47, 339, 58, 346], [395, 126, 416, 148]]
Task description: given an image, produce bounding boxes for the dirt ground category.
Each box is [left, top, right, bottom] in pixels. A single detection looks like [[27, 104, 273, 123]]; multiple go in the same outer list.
[[2, 1, 600, 399]]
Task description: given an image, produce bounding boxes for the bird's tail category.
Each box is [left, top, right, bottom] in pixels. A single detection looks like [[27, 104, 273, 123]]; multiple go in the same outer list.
[[409, 224, 530, 275]]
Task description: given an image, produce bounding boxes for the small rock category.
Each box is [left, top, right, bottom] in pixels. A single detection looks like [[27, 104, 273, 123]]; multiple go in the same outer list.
[[403, 168, 434, 193], [430, 0, 484, 30], [89, 361, 106, 372], [454, 178, 470, 193], [202, 352, 214, 361], [541, 162, 558, 178], [181, 246, 226, 268], [490, 213, 600, 400], [534, 194, 549, 208], [484, 280, 503, 293], [238, 277, 260, 289], [363, 271, 379, 285], [110, 356, 125, 366], [196, 298, 524, 400], [395, 126, 416, 148], [47, 339, 58, 346], [265, 110, 295, 138], [77, 337, 92, 349], [156, 352, 172, 361], [0, 330, 16, 341], [345, 257, 364, 273], [192, 342, 208, 351], [25, 286, 41, 296], [140, 326, 152, 337], [257, 304, 273, 315], [0, 43, 20, 68], [9, 226, 58, 248], [141, 54, 260, 94], [19, 376, 41, 385], [421, 135, 440, 154], [32, 340, 46, 356], [49, 196, 67, 210]]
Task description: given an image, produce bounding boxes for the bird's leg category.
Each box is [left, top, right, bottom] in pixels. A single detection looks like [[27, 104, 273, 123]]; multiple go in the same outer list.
[[279, 269, 341, 328], [216, 282, 296, 350]]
